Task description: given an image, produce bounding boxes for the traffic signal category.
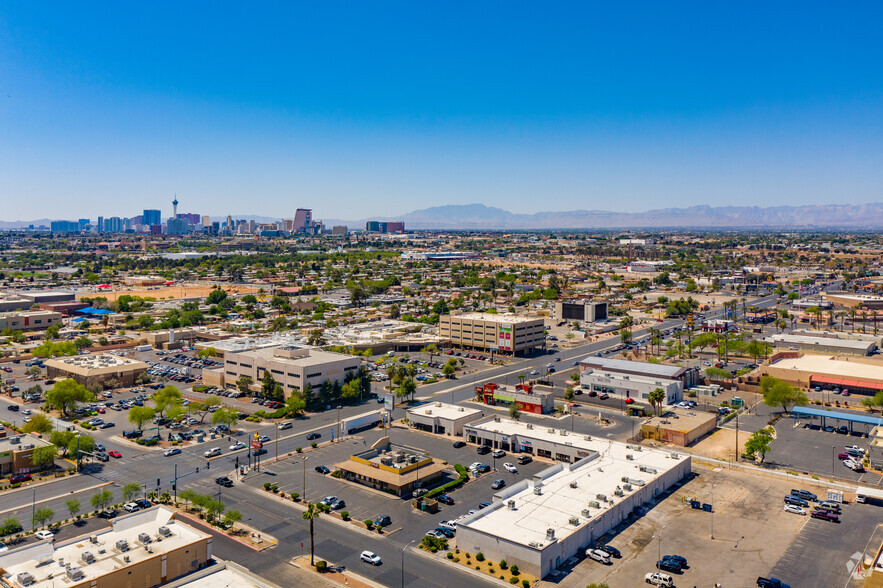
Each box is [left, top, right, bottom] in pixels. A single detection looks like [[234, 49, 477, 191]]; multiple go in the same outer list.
[[172, 483, 176, 492]]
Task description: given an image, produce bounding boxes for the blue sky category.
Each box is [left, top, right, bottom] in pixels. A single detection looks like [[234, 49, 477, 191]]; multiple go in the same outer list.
[[2, 2, 883, 222]]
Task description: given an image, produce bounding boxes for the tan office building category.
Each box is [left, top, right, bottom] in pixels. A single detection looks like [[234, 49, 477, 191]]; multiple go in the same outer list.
[[0, 310, 62, 332], [219, 345, 360, 398], [44, 354, 149, 389], [438, 313, 544, 355]]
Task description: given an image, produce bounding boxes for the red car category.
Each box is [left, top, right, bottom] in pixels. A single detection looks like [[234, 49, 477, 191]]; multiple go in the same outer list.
[[624, 398, 635, 404], [97, 407, 105, 413], [10, 473, 32, 484], [108, 451, 122, 458]]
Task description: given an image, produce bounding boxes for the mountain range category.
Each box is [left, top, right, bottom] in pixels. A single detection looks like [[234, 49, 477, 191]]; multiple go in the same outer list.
[[5, 203, 883, 231]]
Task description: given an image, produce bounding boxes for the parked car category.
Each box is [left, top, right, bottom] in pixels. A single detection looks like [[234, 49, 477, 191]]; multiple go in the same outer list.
[[315, 465, 331, 474], [597, 545, 621, 558], [662, 555, 687, 568], [811, 509, 839, 522], [756, 578, 790, 588], [374, 515, 391, 527], [330, 499, 346, 510], [784, 495, 808, 508], [491, 479, 506, 490], [134, 499, 152, 509], [586, 549, 611, 564], [476, 446, 491, 455], [9, 474, 32, 484], [436, 495, 454, 505], [98, 510, 117, 519], [108, 450, 122, 458], [123, 502, 140, 513], [34, 530, 54, 541], [492, 449, 505, 458], [452, 441, 466, 448], [516, 455, 533, 465], [656, 559, 681, 573], [790, 489, 817, 502], [645, 572, 674, 587], [783, 504, 805, 515], [503, 462, 518, 473]]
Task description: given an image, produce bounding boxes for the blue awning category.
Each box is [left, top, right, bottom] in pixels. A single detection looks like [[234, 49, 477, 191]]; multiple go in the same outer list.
[[74, 307, 113, 315], [792, 406, 883, 427]]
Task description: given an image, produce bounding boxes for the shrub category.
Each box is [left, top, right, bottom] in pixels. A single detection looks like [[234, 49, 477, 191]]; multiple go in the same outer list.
[[340, 510, 349, 520], [447, 552, 454, 560], [296, 447, 302, 453], [291, 492, 299, 500], [509, 578, 518, 585], [315, 560, 327, 573], [453, 557, 460, 562], [311, 441, 317, 448], [263, 483, 271, 491], [270, 484, 279, 492], [500, 559, 508, 570], [364, 520, 374, 529], [476, 552, 485, 562], [509, 564, 519, 576], [465, 552, 471, 559], [330, 470, 341, 478], [522, 581, 530, 588]]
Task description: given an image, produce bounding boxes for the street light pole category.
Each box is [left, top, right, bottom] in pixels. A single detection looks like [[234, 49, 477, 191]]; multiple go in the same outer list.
[[336, 405, 342, 442], [658, 525, 665, 561], [302, 456, 308, 499], [401, 539, 415, 588]]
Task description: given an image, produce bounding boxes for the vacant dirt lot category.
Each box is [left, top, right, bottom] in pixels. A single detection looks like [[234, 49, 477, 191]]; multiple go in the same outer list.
[[77, 283, 260, 302]]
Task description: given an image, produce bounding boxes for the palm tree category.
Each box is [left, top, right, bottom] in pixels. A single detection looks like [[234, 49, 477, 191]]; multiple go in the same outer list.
[[302, 502, 320, 565], [648, 387, 665, 416]]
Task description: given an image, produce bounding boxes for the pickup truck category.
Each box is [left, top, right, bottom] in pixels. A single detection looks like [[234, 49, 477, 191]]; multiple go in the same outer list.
[[756, 578, 790, 588]]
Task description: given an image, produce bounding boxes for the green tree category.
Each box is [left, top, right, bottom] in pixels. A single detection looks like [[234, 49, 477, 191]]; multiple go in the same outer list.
[[508, 403, 521, 420], [122, 482, 142, 503], [66, 498, 81, 519], [423, 344, 440, 363], [74, 336, 93, 349], [396, 378, 417, 403], [90, 489, 114, 511], [32, 507, 54, 529], [647, 387, 666, 416], [223, 509, 243, 529], [50, 430, 76, 457], [861, 390, 883, 413], [442, 363, 456, 378], [285, 392, 306, 416], [128, 406, 156, 430], [22, 413, 53, 435], [303, 502, 320, 565], [564, 387, 575, 401], [190, 396, 221, 423], [46, 378, 94, 416], [760, 376, 808, 413], [705, 367, 732, 380], [0, 518, 22, 537], [744, 427, 774, 463], [211, 407, 239, 428], [69, 435, 96, 461], [154, 386, 182, 417], [30, 445, 57, 470], [236, 375, 253, 394], [206, 289, 228, 305]]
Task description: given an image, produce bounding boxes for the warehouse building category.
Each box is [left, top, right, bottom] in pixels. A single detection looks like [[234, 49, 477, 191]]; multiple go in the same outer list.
[[641, 410, 718, 446], [578, 356, 699, 390], [579, 368, 683, 406], [44, 354, 149, 389], [457, 417, 690, 578], [406, 402, 483, 436], [0, 507, 212, 588], [764, 333, 876, 356], [438, 313, 545, 355]]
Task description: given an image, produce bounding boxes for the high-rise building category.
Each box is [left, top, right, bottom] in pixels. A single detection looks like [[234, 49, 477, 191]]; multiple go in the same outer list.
[[78, 218, 90, 231], [332, 225, 348, 236], [172, 196, 178, 219], [50, 220, 80, 233], [143, 209, 161, 226], [202, 215, 211, 227], [96, 216, 104, 232], [293, 208, 312, 232], [167, 217, 189, 235], [386, 221, 405, 233]]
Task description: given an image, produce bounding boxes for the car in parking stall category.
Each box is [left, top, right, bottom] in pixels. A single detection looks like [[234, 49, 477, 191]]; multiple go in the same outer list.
[[586, 549, 611, 564], [645, 572, 674, 586]]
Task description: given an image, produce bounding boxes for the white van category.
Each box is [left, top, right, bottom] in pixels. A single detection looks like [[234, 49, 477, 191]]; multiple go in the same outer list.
[[278, 422, 292, 430]]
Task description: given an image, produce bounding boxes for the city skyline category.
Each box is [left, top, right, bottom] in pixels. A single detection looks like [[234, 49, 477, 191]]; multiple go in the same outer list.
[[3, 3, 883, 221]]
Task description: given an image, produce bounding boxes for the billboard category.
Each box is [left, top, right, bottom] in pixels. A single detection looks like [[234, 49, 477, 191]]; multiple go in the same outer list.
[[383, 394, 395, 412], [498, 324, 512, 351]]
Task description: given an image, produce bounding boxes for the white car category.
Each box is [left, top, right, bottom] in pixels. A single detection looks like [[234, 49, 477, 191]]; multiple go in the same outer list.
[[278, 422, 292, 430], [229, 441, 247, 451], [586, 548, 611, 564], [124, 502, 140, 512], [203, 447, 222, 458], [644, 572, 674, 587], [439, 520, 457, 531], [360, 550, 382, 565], [164, 448, 181, 457], [503, 462, 518, 473], [783, 504, 805, 515], [34, 530, 54, 541], [21, 409, 31, 415]]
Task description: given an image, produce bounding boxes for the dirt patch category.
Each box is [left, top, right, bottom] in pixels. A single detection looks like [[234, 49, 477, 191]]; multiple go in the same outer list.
[[78, 283, 260, 302], [688, 427, 748, 461]]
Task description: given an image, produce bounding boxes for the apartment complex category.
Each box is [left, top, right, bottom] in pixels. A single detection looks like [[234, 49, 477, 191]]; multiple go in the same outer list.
[[438, 313, 544, 355], [216, 345, 360, 397]]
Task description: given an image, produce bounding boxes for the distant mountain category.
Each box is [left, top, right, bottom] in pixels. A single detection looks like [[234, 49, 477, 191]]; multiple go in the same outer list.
[[6, 203, 883, 231], [356, 202, 883, 229]]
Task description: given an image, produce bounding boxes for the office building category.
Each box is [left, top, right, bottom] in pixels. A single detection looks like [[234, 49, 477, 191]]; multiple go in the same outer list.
[[143, 209, 161, 226], [406, 402, 483, 436], [293, 209, 312, 232], [555, 300, 608, 323], [0, 310, 63, 332], [458, 417, 690, 578], [44, 354, 149, 389], [579, 367, 683, 406], [167, 218, 189, 235], [579, 356, 698, 389], [0, 507, 213, 588], [96, 216, 104, 232], [331, 225, 348, 236], [764, 333, 876, 356], [438, 313, 545, 355], [366, 220, 404, 233], [202, 215, 211, 227], [0, 433, 55, 476], [212, 345, 360, 398]]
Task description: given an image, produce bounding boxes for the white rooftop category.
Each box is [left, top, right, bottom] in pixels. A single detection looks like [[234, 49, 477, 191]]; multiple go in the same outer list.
[[771, 354, 883, 381], [765, 334, 873, 351], [49, 354, 143, 369], [450, 312, 542, 324], [407, 401, 483, 421], [207, 334, 303, 352], [460, 418, 688, 547], [0, 507, 208, 588]]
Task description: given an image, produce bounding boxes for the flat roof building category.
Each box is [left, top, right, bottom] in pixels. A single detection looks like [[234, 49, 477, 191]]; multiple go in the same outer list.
[[44, 354, 149, 389], [0, 507, 212, 588], [641, 409, 718, 446], [0, 310, 62, 332], [578, 356, 699, 389], [439, 313, 545, 356], [334, 437, 449, 497], [406, 401, 484, 436], [823, 292, 883, 309], [458, 417, 690, 578], [0, 434, 54, 476], [763, 352, 883, 395], [555, 300, 608, 323], [475, 382, 556, 414], [764, 333, 876, 356]]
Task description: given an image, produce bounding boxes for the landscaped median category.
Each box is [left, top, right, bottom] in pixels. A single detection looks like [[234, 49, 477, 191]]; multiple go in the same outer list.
[[417, 537, 538, 587]]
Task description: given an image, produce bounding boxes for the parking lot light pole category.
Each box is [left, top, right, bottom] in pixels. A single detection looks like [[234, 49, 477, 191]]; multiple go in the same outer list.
[[708, 488, 714, 539], [401, 539, 416, 588], [336, 406, 342, 442], [302, 456, 308, 499], [832, 446, 836, 477], [657, 525, 665, 561]]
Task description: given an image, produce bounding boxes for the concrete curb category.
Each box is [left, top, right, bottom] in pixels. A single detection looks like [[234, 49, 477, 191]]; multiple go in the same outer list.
[[407, 545, 518, 588]]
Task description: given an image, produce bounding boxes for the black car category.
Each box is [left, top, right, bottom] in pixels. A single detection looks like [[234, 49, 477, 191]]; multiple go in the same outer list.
[[6, 405, 19, 412], [491, 479, 506, 490], [215, 476, 233, 487], [306, 432, 321, 440], [98, 510, 117, 519], [315, 465, 331, 474], [476, 445, 491, 455], [452, 441, 466, 448], [374, 515, 391, 527], [435, 526, 455, 538], [123, 430, 143, 439], [134, 499, 152, 509], [252, 448, 267, 456], [662, 555, 687, 568], [656, 559, 681, 573], [478, 501, 492, 509], [598, 545, 621, 558], [436, 495, 454, 505]]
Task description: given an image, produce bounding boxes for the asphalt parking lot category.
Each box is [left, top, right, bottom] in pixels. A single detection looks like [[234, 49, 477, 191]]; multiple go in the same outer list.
[[237, 425, 553, 544]]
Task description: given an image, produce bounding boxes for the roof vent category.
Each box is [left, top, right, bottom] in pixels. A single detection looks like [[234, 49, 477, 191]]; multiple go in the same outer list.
[[526, 423, 533, 429], [507, 500, 516, 510], [115, 539, 129, 552], [581, 508, 592, 518], [533, 487, 542, 495], [81, 552, 95, 565], [569, 481, 578, 489], [545, 528, 555, 541]]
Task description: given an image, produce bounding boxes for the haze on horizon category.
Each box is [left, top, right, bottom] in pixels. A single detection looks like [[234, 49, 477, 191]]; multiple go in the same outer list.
[[2, 2, 883, 222]]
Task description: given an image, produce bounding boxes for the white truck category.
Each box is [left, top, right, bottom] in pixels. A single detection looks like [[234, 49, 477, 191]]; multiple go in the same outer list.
[[339, 410, 383, 435]]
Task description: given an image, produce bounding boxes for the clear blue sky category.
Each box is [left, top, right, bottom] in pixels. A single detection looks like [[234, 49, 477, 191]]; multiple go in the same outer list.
[[2, 2, 883, 222]]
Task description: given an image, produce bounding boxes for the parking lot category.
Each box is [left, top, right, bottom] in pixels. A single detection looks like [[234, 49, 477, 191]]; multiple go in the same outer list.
[[557, 464, 868, 588], [235, 425, 553, 544]]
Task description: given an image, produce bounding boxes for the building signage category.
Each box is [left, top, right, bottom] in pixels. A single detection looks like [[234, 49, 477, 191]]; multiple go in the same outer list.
[[498, 324, 512, 351]]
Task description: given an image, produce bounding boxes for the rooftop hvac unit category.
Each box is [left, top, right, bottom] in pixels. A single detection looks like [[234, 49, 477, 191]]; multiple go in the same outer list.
[[671, 452, 680, 458], [16, 572, 36, 586], [380, 456, 393, 466], [623, 484, 633, 491], [458, 407, 465, 412], [569, 517, 580, 526], [395, 453, 406, 463], [507, 500, 516, 510], [89, 535, 99, 544], [435, 402, 442, 407], [545, 528, 555, 541], [409, 455, 419, 463], [581, 509, 592, 518], [115, 540, 129, 552], [158, 526, 171, 537], [494, 416, 501, 422], [626, 454, 634, 460], [614, 486, 624, 497], [533, 487, 542, 495], [588, 500, 600, 508], [595, 494, 607, 501], [528, 541, 539, 548], [583, 435, 592, 441], [569, 481, 578, 489], [138, 533, 151, 544], [639, 466, 658, 474], [123, 556, 130, 564], [560, 429, 567, 436], [526, 423, 533, 429], [425, 410, 432, 415], [81, 551, 95, 564], [547, 428, 555, 433], [66, 567, 85, 581], [565, 441, 573, 446]]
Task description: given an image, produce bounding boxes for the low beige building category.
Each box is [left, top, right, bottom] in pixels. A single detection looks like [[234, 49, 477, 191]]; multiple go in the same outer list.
[[438, 312, 544, 355], [762, 352, 883, 395], [44, 354, 149, 389], [0, 310, 62, 332], [218, 345, 360, 398], [641, 410, 718, 446], [0, 433, 54, 476], [0, 506, 212, 588]]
